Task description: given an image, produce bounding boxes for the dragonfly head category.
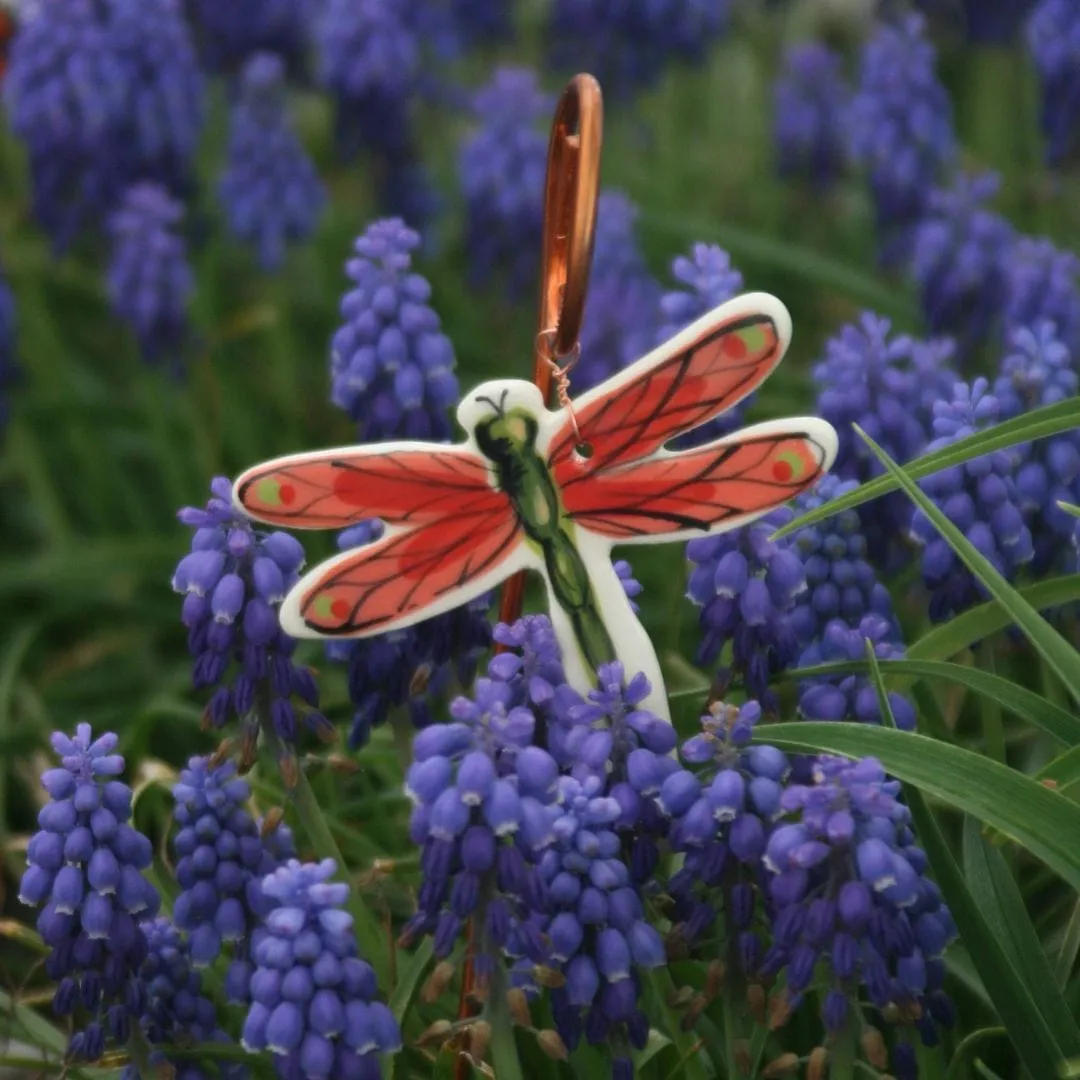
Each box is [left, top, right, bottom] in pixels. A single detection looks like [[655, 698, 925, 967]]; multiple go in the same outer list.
[[458, 379, 545, 460]]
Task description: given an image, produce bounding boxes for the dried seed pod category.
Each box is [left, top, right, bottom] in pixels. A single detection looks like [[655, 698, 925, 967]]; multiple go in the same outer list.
[[532, 965, 566, 989], [417, 1019, 453, 1047], [806, 1046, 828, 1080], [421, 961, 456, 1003], [667, 985, 696, 1009], [768, 993, 794, 1031], [469, 1021, 492, 1061], [507, 988, 532, 1028], [327, 752, 358, 772], [762, 1052, 799, 1078], [210, 739, 234, 769], [536, 1030, 569, 1061], [747, 983, 766, 1025], [279, 752, 299, 791], [704, 960, 726, 1000], [260, 806, 285, 839], [733, 1039, 751, 1076], [680, 992, 708, 1031], [861, 1026, 887, 1069]]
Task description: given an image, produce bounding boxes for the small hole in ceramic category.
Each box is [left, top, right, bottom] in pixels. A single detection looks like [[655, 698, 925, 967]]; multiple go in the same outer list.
[[573, 442, 594, 461]]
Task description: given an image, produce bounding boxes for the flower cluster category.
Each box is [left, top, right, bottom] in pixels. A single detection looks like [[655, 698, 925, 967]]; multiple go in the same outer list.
[[658, 243, 749, 443], [189, 0, 309, 73], [995, 322, 1080, 572], [328, 218, 459, 441], [127, 918, 245, 1080], [172, 755, 295, 991], [813, 312, 957, 568], [19, 725, 160, 1061], [686, 508, 807, 708], [218, 53, 326, 271], [916, 0, 1036, 44], [1002, 235, 1080, 355], [546, 0, 730, 101], [242, 858, 401, 1080], [457, 67, 550, 298], [575, 191, 661, 393], [4, 0, 202, 249], [911, 171, 1014, 356], [447, 0, 517, 45], [847, 14, 955, 264], [772, 42, 848, 191], [911, 378, 1034, 621], [172, 476, 332, 760], [1027, 0, 1080, 165], [764, 756, 956, 1064], [107, 183, 194, 370]]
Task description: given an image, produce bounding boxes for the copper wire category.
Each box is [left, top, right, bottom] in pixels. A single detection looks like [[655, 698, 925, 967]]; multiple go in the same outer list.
[[537, 328, 583, 447]]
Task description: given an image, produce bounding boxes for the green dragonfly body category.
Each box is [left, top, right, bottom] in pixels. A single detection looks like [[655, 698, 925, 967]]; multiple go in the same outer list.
[[475, 407, 616, 673]]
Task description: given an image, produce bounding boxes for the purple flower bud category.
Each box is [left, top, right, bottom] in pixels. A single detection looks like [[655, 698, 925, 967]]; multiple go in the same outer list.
[[596, 927, 631, 981], [628, 920, 665, 968], [405, 757, 452, 806], [483, 780, 521, 836], [659, 770, 700, 817], [549, 911, 584, 961], [429, 788, 469, 840], [729, 813, 766, 863], [566, 954, 600, 1005], [706, 770, 745, 821], [515, 746, 558, 799], [211, 573, 245, 624], [457, 751, 496, 805], [857, 838, 898, 891]]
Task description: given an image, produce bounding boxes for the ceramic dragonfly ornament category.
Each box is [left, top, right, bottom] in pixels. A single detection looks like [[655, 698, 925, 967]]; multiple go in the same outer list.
[[232, 78, 838, 724]]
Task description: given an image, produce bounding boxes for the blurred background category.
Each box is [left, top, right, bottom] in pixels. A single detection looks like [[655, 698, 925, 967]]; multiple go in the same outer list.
[[1, 1, 1079, 1067]]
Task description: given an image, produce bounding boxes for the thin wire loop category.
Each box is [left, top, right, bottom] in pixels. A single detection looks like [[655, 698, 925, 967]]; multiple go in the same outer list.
[[536, 328, 583, 446]]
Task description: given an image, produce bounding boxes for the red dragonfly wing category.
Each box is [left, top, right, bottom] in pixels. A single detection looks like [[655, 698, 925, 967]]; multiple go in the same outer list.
[[234, 445, 503, 529], [282, 507, 524, 637], [549, 292, 791, 488], [564, 420, 836, 542]]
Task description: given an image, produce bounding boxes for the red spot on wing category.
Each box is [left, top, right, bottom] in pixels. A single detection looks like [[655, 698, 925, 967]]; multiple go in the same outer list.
[[236, 447, 503, 529], [563, 432, 829, 539], [299, 509, 522, 635]]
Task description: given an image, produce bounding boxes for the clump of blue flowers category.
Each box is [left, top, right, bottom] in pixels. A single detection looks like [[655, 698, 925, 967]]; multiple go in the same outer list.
[[1027, 0, 1080, 165], [773, 42, 848, 191], [329, 218, 459, 442], [458, 67, 550, 298], [218, 53, 326, 271], [1003, 235, 1080, 355], [686, 508, 807, 709], [19, 724, 160, 1062], [847, 14, 955, 264], [190, 0, 309, 73], [172, 476, 332, 768], [911, 378, 1034, 621], [911, 171, 1014, 356], [106, 183, 194, 371], [242, 858, 401, 1080]]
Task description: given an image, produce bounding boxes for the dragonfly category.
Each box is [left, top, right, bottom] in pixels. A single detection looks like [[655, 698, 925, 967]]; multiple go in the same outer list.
[[233, 292, 838, 722]]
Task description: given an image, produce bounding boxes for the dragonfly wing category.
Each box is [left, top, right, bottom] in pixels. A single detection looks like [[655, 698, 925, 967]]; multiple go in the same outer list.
[[549, 292, 791, 488], [280, 509, 525, 638], [234, 444, 499, 529], [564, 418, 837, 544]]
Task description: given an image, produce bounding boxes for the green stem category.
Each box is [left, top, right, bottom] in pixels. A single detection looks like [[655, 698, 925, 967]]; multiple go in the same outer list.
[[127, 1023, 154, 1078], [944, 1029, 1008, 1080], [828, 1021, 857, 1080], [483, 965, 524, 1080], [645, 969, 711, 1080], [261, 725, 390, 984], [977, 641, 1006, 765], [1055, 898, 1080, 989]]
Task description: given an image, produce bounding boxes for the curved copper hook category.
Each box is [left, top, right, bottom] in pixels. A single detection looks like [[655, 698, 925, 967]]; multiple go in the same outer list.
[[498, 72, 603, 631]]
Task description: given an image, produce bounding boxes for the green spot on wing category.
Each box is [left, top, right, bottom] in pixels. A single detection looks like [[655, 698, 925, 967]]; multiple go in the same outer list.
[[778, 449, 804, 477], [255, 477, 281, 505], [738, 324, 768, 351], [313, 595, 334, 618]]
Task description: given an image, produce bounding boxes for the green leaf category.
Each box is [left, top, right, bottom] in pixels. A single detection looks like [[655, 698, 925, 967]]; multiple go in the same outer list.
[[908, 575, 1080, 663], [854, 426, 1080, 708], [772, 398, 1080, 540], [1037, 746, 1080, 793], [389, 938, 434, 1025], [1058, 501, 1080, 520], [944, 1030, 1008, 1080], [750, 723, 1080, 891], [962, 818, 1080, 1058], [786, 657, 1080, 746], [860, 650, 1068, 1080]]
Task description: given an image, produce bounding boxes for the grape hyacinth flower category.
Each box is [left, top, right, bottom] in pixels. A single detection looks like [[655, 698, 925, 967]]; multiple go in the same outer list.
[[458, 67, 550, 298], [448, 0, 517, 44], [686, 507, 807, 709], [659, 700, 786, 963], [218, 53, 326, 271], [847, 14, 956, 264], [538, 773, 664, 1074], [915, 0, 1037, 44], [1027, 0, 1080, 165], [763, 756, 957, 1057], [172, 477, 333, 769], [575, 191, 662, 393], [126, 918, 245, 1080], [242, 859, 401, 1080], [402, 664, 562, 979], [107, 184, 194, 372], [3, 0, 127, 247], [995, 321, 1080, 573], [1003, 236, 1080, 356], [797, 615, 917, 731], [546, 0, 730, 101], [911, 378, 1034, 621], [789, 473, 900, 648], [18, 725, 160, 1062], [172, 755, 295, 985], [911, 171, 1014, 356], [329, 218, 459, 441], [813, 312, 957, 569], [657, 243, 748, 443], [0, 266, 17, 429], [328, 520, 492, 746], [773, 42, 849, 191]]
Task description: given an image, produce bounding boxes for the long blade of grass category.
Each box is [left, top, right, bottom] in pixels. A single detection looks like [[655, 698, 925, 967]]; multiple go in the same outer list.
[[771, 398, 1080, 540], [786, 657, 1080, 746], [853, 425, 1080, 708], [751, 722, 1080, 891]]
